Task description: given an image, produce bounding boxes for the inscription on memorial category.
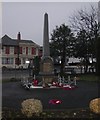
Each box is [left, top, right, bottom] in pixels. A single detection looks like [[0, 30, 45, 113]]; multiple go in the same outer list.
[[43, 63, 52, 72]]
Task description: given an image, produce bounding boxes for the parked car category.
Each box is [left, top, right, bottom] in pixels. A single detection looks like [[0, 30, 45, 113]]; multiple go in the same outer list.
[[64, 66, 77, 75]]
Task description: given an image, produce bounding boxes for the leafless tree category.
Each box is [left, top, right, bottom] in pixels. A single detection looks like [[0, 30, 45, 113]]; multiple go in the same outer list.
[[69, 5, 99, 73], [70, 5, 98, 35]]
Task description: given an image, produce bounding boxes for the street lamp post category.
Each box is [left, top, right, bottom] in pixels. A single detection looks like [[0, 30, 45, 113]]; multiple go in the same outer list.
[[17, 32, 21, 68], [26, 60, 30, 77]]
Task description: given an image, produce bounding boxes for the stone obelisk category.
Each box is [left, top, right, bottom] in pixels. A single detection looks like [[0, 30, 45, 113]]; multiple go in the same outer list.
[[40, 13, 54, 87], [43, 13, 50, 57]]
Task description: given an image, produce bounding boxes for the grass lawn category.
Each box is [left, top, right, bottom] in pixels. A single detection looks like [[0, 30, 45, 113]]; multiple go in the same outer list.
[[2, 107, 99, 119], [76, 74, 99, 82], [2, 73, 99, 83], [2, 74, 99, 120], [2, 73, 99, 119]]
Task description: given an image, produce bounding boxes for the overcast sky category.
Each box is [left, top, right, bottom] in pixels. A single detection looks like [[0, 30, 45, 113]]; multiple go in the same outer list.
[[2, 2, 98, 46]]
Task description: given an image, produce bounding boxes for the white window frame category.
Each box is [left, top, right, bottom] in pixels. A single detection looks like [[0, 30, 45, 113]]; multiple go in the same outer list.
[[23, 47, 26, 54], [28, 47, 31, 55], [10, 47, 14, 54]]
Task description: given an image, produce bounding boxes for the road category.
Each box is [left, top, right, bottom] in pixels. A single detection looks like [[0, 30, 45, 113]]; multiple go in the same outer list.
[[2, 81, 99, 110]]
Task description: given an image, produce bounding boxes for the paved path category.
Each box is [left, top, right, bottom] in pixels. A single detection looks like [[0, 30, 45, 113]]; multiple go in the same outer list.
[[2, 69, 29, 80], [2, 81, 99, 110]]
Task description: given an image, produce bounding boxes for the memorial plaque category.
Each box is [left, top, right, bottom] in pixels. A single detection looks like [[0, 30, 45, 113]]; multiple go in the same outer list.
[[43, 63, 52, 72]]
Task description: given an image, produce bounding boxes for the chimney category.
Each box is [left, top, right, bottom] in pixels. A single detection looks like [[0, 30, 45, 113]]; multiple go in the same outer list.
[[17, 32, 21, 40]]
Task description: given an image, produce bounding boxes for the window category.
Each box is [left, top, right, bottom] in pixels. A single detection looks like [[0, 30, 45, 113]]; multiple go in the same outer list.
[[10, 47, 14, 54], [26, 47, 28, 54], [5, 47, 10, 54], [10, 58, 13, 64], [2, 58, 14, 64], [28, 48, 31, 55], [31, 47, 36, 55], [23, 47, 26, 54], [2, 58, 6, 64]]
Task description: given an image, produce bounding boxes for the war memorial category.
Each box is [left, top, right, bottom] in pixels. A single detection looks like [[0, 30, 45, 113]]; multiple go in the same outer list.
[[39, 13, 55, 87], [20, 13, 77, 89], [2, 2, 100, 119]]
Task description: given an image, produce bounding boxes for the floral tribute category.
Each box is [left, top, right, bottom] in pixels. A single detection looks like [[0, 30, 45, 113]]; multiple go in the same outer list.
[[33, 79, 38, 86], [49, 99, 62, 104], [62, 85, 78, 90], [51, 81, 78, 90]]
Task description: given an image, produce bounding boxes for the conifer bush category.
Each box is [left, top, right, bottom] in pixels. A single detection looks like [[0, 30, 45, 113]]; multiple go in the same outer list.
[[89, 98, 100, 114], [21, 98, 43, 118]]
